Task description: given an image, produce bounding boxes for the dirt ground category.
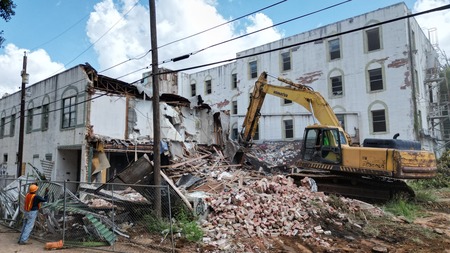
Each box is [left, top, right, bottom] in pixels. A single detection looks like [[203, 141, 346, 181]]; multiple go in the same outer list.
[[2, 189, 449, 253]]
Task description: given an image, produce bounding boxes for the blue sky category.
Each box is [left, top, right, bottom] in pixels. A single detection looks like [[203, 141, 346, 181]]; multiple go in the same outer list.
[[0, 0, 449, 95]]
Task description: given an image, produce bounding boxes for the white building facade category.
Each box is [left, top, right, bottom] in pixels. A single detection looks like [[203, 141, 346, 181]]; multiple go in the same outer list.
[[179, 3, 445, 154]]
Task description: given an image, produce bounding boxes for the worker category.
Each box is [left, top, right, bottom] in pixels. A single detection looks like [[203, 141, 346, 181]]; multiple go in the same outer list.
[[18, 184, 49, 245]]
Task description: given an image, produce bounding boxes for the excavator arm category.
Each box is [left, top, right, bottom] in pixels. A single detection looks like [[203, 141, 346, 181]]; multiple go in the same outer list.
[[240, 71, 350, 147]]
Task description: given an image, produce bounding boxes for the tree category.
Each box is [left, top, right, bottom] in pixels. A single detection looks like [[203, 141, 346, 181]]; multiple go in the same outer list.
[[0, 0, 16, 47]]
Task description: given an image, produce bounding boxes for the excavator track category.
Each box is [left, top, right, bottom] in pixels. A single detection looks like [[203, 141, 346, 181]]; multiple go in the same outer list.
[[289, 171, 415, 202]]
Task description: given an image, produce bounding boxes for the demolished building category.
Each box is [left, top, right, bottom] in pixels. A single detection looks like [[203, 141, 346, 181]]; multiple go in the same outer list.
[[0, 64, 231, 192]]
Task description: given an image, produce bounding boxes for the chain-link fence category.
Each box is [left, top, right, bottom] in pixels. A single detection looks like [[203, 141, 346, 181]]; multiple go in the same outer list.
[[0, 178, 180, 252]]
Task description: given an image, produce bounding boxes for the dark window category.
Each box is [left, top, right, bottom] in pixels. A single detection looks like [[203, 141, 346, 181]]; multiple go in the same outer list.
[[0, 117, 4, 138], [26, 109, 33, 133], [232, 128, 238, 141], [191, 83, 196, 97], [232, 101, 237, 114], [253, 124, 259, 140], [281, 52, 291, 71], [10, 114, 15, 136], [331, 76, 343, 96], [42, 104, 49, 131], [231, 73, 237, 89], [328, 39, 341, 60], [62, 97, 76, 128], [369, 68, 383, 91], [249, 61, 258, 78], [284, 119, 294, 139], [366, 28, 380, 51], [45, 153, 52, 161], [205, 80, 212, 94], [372, 109, 386, 132], [3, 153, 7, 163]]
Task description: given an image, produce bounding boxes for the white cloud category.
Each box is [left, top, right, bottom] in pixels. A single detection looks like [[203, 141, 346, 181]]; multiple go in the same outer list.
[[0, 44, 65, 95], [413, 0, 450, 59], [86, 0, 283, 82]]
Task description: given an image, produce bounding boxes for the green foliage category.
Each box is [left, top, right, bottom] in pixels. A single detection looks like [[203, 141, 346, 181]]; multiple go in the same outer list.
[[175, 206, 203, 242], [143, 213, 170, 233], [0, 0, 16, 47], [383, 196, 421, 221]]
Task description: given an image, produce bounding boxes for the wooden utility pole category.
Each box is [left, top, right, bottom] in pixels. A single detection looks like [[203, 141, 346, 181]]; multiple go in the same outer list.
[[17, 52, 28, 178], [149, 0, 161, 216]]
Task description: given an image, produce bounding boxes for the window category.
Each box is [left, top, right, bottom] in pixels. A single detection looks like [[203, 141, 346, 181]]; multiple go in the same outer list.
[[10, 114, 15, 136], [231, 73, 237, 89], [253, 124, 259, 140], [232, 101, 238, 114], [205, 80, 212, 94], [0, 117, 4, 138], [331, 76, 343, 96], [42, 104, 49, 131], [283, 99, 292, 105], [3, 153, 7, 163], [249, 61, 258, 79], [190, 82, 196, 97], [284, 119, 294, 139], [368, 68, 383, 91], [45, 153, 52, 161], [62, 96, 76, 128], [372, 109, 386, 132], [328, 39, 341, 60], [366, 27, 380, 51], [336, 114, 345, 130], [232, 128, 239, 141], [26, 109, 33, 133], [281, 52, 291, 71]]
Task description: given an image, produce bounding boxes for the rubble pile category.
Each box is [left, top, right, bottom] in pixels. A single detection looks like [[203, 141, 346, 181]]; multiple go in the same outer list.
[[246, 141, 302, 168], [201, 175, 353, 250]]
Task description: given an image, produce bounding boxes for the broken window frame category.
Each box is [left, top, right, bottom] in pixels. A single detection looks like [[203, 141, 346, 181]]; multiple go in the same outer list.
[[372, 109, 387, 133], [283, 119, 294, 139], [231, 73, 237, 89], [280, 52, 291, 71], [232, 101, 238, 114], [249, 60, 258, 79], [205, 79, 212, 95], [191, 82, 196, 97], [62, 96, 76, 129], [0, 117, 4, 138], [42, 104, 50, 131], [26, 108, 33, 133], [10, 114, 15, 137], [366, 27, 381, 52], [328, 38, 341, 60], [368, 68, 383, 91], [330, 75, 343, 96]]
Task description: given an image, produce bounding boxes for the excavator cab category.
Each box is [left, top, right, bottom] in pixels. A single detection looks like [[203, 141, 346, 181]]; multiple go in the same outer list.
[[301, 126, 344, 164]]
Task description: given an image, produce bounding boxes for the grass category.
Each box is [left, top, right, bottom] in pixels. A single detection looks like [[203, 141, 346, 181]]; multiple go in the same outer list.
[[382, 196, 422, 222]]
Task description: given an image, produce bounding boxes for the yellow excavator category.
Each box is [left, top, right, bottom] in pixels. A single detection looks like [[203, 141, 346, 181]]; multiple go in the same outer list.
[[236, 72, 437, 200]]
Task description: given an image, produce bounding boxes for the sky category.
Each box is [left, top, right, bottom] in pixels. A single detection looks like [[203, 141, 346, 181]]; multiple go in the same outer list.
[[0, 0, 449, 96]]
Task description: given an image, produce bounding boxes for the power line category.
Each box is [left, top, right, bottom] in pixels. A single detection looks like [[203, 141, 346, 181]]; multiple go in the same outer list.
[[98, 0, 288, 74], [52, 1, 140, 75], [149, 4, 450, 77], [158, 0, 352, 65]]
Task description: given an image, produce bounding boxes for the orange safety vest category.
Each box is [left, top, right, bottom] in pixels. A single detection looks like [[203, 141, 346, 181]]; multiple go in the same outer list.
[[24, 193, 41, 211]]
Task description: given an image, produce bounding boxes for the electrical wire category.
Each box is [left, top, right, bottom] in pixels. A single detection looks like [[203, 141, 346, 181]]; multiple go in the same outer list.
[[158, 0, 352, 65], [139, 3, 450, 80], [98, 0, 289, 74], [52, 1, 141, 75]]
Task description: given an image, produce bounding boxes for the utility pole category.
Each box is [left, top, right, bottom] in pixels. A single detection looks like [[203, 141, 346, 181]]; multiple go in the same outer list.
[[17, 52, 28, 178], [149, 0, 161, 216]]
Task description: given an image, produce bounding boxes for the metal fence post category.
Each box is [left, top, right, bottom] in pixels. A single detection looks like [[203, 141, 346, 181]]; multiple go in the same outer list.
[[167, 185, 175, 253], [62, 180, 66, 243]]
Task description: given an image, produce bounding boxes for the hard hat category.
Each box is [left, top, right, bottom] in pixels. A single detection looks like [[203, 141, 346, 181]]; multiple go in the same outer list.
[[29, 184, 38, 193]]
